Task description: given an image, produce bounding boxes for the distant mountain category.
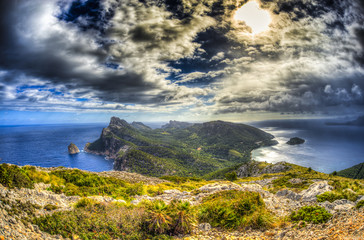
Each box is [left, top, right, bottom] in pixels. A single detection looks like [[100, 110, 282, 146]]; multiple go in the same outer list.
[[326, 115, 364, 126], [85, 117, 277, 177], [337, 162, 364, 179], [131, 121, 152, 131], [161, 120, 194, 129]]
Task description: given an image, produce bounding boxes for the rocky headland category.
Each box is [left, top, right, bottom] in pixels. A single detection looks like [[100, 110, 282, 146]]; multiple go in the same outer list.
[[84, 117, 278, 177]]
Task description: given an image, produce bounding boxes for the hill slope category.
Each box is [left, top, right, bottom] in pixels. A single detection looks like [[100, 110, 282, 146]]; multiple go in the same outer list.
[[1, 163, 363, 240], [85, 117, 277, 177], [337, 162, 364, 179]]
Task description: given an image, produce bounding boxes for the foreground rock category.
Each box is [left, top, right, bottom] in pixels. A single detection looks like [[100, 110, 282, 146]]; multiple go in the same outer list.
[[286, 137, 305, 145], [67, 143, 79, 154]]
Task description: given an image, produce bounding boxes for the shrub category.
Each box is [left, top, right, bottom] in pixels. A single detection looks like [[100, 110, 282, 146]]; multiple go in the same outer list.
[[75, 198, 97, 208], [317, 192, 342, 202], [225, 171, 238, 181], [126, 182, 145, 196], [356, 200, 364, 209], [317, 190, 358, 202], [290, 206, 332, 224], [0, 164, 34, 189], [198, 190, 272, 230], [44, 204, 58, 211]]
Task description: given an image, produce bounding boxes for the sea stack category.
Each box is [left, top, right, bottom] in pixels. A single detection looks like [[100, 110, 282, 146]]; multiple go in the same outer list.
[[68, 143, 80, 154], [287, 137, 305, 145]]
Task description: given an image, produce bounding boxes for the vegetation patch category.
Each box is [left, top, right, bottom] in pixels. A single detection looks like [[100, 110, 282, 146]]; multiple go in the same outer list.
[[33, 200, 196, 240], [33, 202, 154, 240], [356, 200, 364, 209], [290, 206, 332, 224], [198, 190, 273, 230], [0, 164, 34, 189], [225, 171, 238, 181]]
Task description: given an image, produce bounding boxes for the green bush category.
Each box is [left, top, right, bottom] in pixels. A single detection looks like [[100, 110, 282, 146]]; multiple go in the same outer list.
[[0, 164, 34, 189], [225, 171, 238, 181], [126, 182, 145, 196], [317, 192, 342, 202], [356, 200, 364, 209], [44, 204, 58, 211], [290, 206, 332, 224], [198, 190, 272, 230], [317, 190, 358, 202], [75, 198, 97, 208]]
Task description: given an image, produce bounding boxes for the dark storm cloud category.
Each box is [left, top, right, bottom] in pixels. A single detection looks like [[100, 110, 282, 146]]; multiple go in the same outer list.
[[1, 0, 364, 118], [0, 0, 214, 109]]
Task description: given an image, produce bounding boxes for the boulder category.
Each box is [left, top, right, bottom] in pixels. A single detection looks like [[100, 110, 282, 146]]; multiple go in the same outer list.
[[237, 161, 291, 178], [276, 189, 302, 201], [68, 143, 80, 154]]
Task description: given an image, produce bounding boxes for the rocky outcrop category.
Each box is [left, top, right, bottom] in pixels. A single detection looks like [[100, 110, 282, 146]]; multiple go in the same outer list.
[[67, 143, 79, 154], [236, 161, 291, 178], [275, 181, 334, 203], [287, 137, 305, 145]]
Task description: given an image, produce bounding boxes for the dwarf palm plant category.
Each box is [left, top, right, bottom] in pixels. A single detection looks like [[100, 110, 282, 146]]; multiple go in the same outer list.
[[145, 200, 172, 234], [170, 200, 196, 235]]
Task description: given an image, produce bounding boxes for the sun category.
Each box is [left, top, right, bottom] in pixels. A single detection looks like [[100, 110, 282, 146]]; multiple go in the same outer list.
[[234, 0, 272, 35]]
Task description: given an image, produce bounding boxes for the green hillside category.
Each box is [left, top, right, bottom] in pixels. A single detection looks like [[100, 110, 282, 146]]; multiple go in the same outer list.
[[86, 117, 277, 177], [337, 162, 364, 179]]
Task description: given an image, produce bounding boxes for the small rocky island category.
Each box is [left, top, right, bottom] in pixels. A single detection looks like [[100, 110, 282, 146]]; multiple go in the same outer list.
[[67, 143, 80, 154], [287, 137, 305, 145]]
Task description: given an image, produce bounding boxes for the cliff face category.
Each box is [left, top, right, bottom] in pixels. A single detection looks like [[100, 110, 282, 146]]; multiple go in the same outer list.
[[86, 117, 278, 177]]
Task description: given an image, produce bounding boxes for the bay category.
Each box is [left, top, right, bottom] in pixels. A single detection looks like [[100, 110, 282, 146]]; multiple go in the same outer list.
[[250, 119, 364, 173]]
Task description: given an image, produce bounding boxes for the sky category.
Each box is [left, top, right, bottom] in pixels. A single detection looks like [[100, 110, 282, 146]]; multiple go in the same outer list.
[[0, 0, 364, 124]]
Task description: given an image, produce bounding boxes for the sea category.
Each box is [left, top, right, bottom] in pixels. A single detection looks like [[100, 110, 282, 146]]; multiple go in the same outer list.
[[0, 123, 113, 172], [250, 119, 364, 174], [0, 119, 363, 173]]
